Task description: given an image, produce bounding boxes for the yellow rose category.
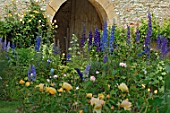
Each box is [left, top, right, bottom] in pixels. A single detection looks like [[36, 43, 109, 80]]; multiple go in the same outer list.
[[120, 99, 132, 110], [118, 83, 129, 93], [35, 83, 44, 92], [62, 82, 73, 91], [86, 93, 93, 98], [90, 97, 105, 113], [58, 88, 63, 93], [46, 87, 56, 95], [25, 82, 30, 87], [98, 93, 105, 100], [19, 79, 25, 85]]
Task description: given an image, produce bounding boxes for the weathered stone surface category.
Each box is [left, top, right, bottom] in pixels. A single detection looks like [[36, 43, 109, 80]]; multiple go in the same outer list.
[[0, 0, 170, 26]]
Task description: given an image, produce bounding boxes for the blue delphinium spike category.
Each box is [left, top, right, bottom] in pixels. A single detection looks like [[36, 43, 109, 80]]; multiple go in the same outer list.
[[74, 68, 84, 80], [85, 64, 91, 75], [81, 25, 86, 48], [144, 13, 152, 48], [160, 36, 169, 58], [136, 28, 140, 43], [101, 21, 108, 51], [94, 28, 101, 52], [127, 25, 131, 45], [12, 42, 15, 50], [35, 34, 41, 52], [2, 39, 7, 51], [103, 54, 108, 63], [67, 53, 71, 61], [6, 41, 10, 52], [31, 65, 36, 81], [110, 26, 115, 52], [88, 31, 93, 51], [53, 43, 60, 54], [156, 34, 161, 49]]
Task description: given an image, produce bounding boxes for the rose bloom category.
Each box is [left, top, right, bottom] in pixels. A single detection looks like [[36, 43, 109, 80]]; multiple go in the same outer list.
[[90, 97, 105, 113], [120, 99, 132, 110], [86, 93, 93, 98], [118, 83, 129, 93], [19, 79, 25, 85], [45, 87, 56, 95], [35, 83, 44, 92], [25, 82, 30, 87], [62, 82, 73, 91], [119, 62, 127, 68], [90, 76, 96, 82]]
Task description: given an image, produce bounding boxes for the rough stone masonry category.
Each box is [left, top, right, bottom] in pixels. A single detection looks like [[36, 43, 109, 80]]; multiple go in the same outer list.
[[0, 0, 170, 25]]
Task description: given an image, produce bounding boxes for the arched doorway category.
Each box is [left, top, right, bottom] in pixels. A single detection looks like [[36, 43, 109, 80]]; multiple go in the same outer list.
[[52, 0, 103, 53]]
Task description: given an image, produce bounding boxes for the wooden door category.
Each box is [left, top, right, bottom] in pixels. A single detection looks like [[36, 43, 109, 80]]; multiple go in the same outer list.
[[54, 0, 102, 53]]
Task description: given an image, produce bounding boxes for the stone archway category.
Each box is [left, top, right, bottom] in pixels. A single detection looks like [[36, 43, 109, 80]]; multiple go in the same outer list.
[[46, 0, 117, 26], [46, 0, 117, 54]]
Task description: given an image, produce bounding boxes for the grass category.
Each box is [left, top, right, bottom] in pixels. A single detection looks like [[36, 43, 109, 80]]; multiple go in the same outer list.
[[0, 100, 21, 113]]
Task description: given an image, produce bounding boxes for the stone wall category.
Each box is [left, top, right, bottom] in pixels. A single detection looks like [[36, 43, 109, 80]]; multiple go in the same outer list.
[[0, 0, 170, 26]]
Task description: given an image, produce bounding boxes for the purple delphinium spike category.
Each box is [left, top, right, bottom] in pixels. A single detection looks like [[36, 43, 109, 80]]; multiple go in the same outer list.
[[94, 28, 101, 52], [2, 39, 7, 51], [67, 53, 71, 61], [81, 25, 86, 48], [88, 31, 93, 51], [35, 34, 41, 52], [156, 34, 161, 49], [74, 68, 84, 80], [110, 26, 116, 52], [127, 25, 131, 45], [144, 13, 152, 48], [31, 65, 36, 81], [136, 28, 140, 43], [101, 21, 108, 51], [160, 36, 169, 58], [85, 64, 91, 75], [12, 42, 15, 50], [103, 54, 108, 63], [6, 41, 10, 52], [53, 43, 60, 54]]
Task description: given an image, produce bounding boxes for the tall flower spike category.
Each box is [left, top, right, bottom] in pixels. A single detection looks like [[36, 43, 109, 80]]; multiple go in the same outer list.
[[31, 65, 36, 81], [110, 25, 116, 52], [136, 28, 140, 43], [2, 38, 7, 51], [161, 36, 168, 58], [84, 64, 91, 75], [88, 31, 93, 51], [101, 21, 108, 51], [156, 34, 161, 49], [81, 25, 86, 48], [94, 28, 101, 52], [67, 53, 71, 61], [144, 13, 152, 47], [103, 54, 108, 63], [74, 68, 84, 80], [127, 25, 131, 45], [6, 41, 10, 52], [35, 34, 41, 52]]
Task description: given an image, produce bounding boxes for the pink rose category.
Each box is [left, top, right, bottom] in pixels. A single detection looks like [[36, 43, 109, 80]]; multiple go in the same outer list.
[[90, 76, 96, 82]]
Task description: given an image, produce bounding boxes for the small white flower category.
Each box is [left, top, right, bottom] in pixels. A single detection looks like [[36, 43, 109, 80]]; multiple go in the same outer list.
[[63, 74, 67, 77], [49, 76, 52, 78], [39, 20, 41, 23], [53, 75, 58, 79], [96, 71, 99, 74], [30, 73, 33, 77], [47, 79, 50, 82], [76, 86, 79, 90], [0, 76, 2, 80], [119, 62, 127, 68]]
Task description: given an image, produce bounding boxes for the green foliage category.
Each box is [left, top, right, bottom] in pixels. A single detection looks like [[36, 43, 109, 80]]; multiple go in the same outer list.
[[0, 0, 54, 48]]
